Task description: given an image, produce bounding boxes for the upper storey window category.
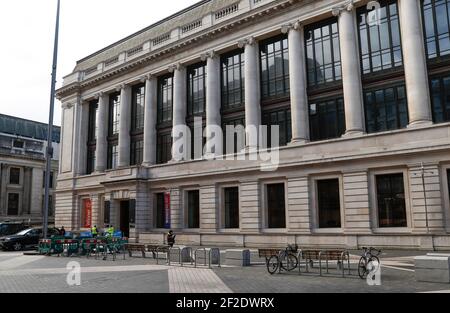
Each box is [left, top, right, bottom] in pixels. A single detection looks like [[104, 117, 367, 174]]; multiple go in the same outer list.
[[187, 62, 207, 117], [157, 75, 173, 124], [260, 35, 290, 100], [131, 84, 145, 132], [357, 0, 403, 75], [109, 93, 121, 136], [221, 50, 245, 111], [305, 18, 342, 87], [423, 0, 450, 59]]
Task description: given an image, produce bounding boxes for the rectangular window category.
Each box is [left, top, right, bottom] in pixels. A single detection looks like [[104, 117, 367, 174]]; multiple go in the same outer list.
[[187, 190, 200, 229], [260, 35, 290, 99], [430, 74, 450, 123], [187, 62, 207, 117], [305, 18, 342, 87], [86, 147, 96, 174], [9, 168, 20, 185], [262, 109, 292, 147], [156, 133, 172, 164], [130, 140, 144, 166], [221, 50, 245, 111], [7, 193, 19, 216], [157, 75, 174, 124], [224, 187, 239, 229], [376, 173, 407, 228], [358, 0, 403, 75], [447, 169, 450, 200], [109, 93, 121, 136], [364, 85, 409, 133], [43, 195, 54, 217], [87, 100, 98, 142], [266, 183, 286, 229], [422, 0, 450, 59], [107, 143, 118, 170], [309, 98, 346, 141], [104, 201, 111, 225], [42, 171, 54, 189], [132, 85, 145, 131], [317, 179, 341, 228], [222, 117, 246, 154], [156, 193, 166, 229]]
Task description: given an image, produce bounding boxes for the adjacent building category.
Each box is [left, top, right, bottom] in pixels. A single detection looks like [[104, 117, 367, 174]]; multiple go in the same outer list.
[[56, 0, 450, 250], [0, 114, 60, 225]]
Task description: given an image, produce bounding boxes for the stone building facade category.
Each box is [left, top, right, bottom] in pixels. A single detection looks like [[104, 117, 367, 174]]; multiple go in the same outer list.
[[56, 0, 450, 250], [0, 114, 60, 225]]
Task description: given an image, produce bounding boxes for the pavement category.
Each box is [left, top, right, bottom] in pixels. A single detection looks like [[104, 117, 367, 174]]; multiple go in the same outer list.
[[0, 249, 449, 293]]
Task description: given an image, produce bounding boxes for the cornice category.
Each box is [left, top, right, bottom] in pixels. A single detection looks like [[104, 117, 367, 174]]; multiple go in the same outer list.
[[56, 0, 306, 99]]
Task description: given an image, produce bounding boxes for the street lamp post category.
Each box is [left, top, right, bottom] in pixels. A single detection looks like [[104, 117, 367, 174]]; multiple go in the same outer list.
[[43, 0, 61, 239]]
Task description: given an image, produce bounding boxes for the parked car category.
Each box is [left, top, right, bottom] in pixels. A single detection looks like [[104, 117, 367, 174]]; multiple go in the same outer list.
[[0, 227, 60, 251], [0, 222, 28, 237]]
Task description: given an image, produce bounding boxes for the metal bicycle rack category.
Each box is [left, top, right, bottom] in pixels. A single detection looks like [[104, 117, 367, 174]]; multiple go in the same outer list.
[[194, 248, 221, 268], [297, 249, 352, 277], [168, 247, 182, 266], [156, 246, 169, 265]]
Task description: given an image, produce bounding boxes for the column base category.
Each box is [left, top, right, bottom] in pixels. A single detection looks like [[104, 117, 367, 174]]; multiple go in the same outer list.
[[141, 162, 154, 167], [289, 138, 308, 146], [342, 130, 365, 138], [408, 120, 433, 129]]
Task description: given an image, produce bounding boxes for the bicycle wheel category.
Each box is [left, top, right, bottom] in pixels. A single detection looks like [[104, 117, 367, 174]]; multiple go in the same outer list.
[[281, 254, 298, 272], [267, 256, 279, 275], [358, 257, 367, 279]]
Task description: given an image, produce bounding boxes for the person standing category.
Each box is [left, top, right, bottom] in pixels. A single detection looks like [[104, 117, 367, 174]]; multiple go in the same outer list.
[[167, 230, 176, 248], [91, 225, 98, 238]]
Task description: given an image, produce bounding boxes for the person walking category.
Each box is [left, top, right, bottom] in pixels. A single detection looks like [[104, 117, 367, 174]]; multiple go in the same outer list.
[[167, 230, 176, 248], [107, 225, 115, 237], [60, 226, 66, 237], [91, 225, 98, 238]]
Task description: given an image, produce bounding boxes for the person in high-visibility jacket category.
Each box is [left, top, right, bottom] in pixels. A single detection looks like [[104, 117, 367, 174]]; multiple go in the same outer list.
[[91, 225, 98, 238], [107, 225, 114, 237]]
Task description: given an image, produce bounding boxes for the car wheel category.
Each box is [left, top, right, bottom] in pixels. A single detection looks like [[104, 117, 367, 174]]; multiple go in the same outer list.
[[13, 242, 23, 251]]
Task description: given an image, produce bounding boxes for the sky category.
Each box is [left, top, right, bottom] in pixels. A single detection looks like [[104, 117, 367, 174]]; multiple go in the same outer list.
[[0, 0, 199, 126]]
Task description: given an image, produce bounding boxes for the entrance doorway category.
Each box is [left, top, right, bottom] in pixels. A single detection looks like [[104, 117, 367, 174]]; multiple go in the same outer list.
[[120, 201, 130, 238]]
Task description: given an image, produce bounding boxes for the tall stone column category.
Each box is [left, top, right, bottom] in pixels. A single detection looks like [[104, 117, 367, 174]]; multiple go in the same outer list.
[[239, 37, 261, 151], [203, 51, 222, 157], [399, 0, 432, 127], [170, 64, 187, 161], [143, 75, 158, 166], [333, 3, 365, 136], [283, 22, 309, 144], [95, 92, 109, 172], [118, 84, 132, 168]]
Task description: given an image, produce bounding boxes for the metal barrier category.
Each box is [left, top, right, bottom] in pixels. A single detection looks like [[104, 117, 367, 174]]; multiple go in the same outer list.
[[156, 246, 170, 265], [194, 248, 221, 268], [298, 249, 351, 277], [195, 248, 208, 268], [168, 247, 182, 266]]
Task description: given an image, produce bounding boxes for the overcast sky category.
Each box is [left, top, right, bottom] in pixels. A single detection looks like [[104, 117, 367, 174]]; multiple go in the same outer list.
[[0, 0, 199, 126]]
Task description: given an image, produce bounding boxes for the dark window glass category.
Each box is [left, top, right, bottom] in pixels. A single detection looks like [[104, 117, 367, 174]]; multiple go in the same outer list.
[[130, 140, 144, 166], [7, 193, 19, 216], [447, 169, 450, 200], [43, 195, 54, 217], [158, 75, 174, 124], [189, 124, 206, 160], [129, 200, 136, 226], [221, 50, 245, 110], [262, 109, 292, 147], [376, 173, 407, 228], [422, 0, 450, 59], [222, 117, 246, 154], [88, 101, 98, 142], [104, 201, 111, 225], [109, 93, 121, 136], [364, 85, 409, 133], [305, 18, 342, 86], [317, 179, 342, 228], [358, 0, 403, 74], [107, 143, 118, 170], [131, 85, 145, 131], [187, 190, 200, 229], [156, 193, 166, 229], [188, 63, 207, 117], [224, 187, 239, 229], [309, 98, 346, 141], [157, 133, 172, 164], [260, 35, 290, 99], [43, 171, 54, 189], [267, 183, 286, 228], [13, 140, 24, 149], [430, 74, 450, 123], [9, 168, 20, 185], [86, 147, 96, 174]]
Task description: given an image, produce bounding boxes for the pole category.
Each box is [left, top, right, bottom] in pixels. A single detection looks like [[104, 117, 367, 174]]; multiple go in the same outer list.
[[43, 0, 61, 239]]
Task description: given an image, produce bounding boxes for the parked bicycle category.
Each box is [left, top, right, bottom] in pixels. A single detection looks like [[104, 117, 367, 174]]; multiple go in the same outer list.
[[267, 244, 299, 275], [358, 247, 381, 279]]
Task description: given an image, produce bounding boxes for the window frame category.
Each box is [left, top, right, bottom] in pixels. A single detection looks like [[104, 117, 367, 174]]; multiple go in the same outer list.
[[429, 73, 450, 123], [422, 0, 450, 61], [262, 180, 287, 231], [7, 192, 20, 216], [220, 185, 241, 230], [187, 62, 207, 118], [184, 189, 201, 230], [309, 96, 346, 141], [9, 167, 21, 185], [221, 49, 245, 112]]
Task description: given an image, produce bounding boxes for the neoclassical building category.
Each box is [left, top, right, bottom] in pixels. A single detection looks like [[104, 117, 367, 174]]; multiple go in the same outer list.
[[56, 0, 450, 249], [0, 114, 60, 225]]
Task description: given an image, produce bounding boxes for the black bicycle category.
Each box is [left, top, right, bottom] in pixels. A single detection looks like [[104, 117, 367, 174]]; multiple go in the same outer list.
[[358, 247, 381, 279], [267, 245, 299, 275]]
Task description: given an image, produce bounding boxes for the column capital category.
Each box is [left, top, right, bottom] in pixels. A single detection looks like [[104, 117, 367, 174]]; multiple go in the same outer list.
[[332, 0, 355, 17], [238, 36, 257, 49], [94, 91, 105, 99], [140, 73, 154, 83], [281, 21, 302, 34], [200, 50, 218, 61], [168, 63, 184, 73]]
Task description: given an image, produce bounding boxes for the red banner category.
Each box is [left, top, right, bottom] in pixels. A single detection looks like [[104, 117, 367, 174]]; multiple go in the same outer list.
[[83, 199, 92, 229], [164, 192, 171, 229]]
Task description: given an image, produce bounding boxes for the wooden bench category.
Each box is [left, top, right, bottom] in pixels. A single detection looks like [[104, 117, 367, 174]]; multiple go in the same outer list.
[[258, 248, 282, 264], [124, 243, 146, 258], [147, 244, 170, 260], [298, 249, 350, 277]]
